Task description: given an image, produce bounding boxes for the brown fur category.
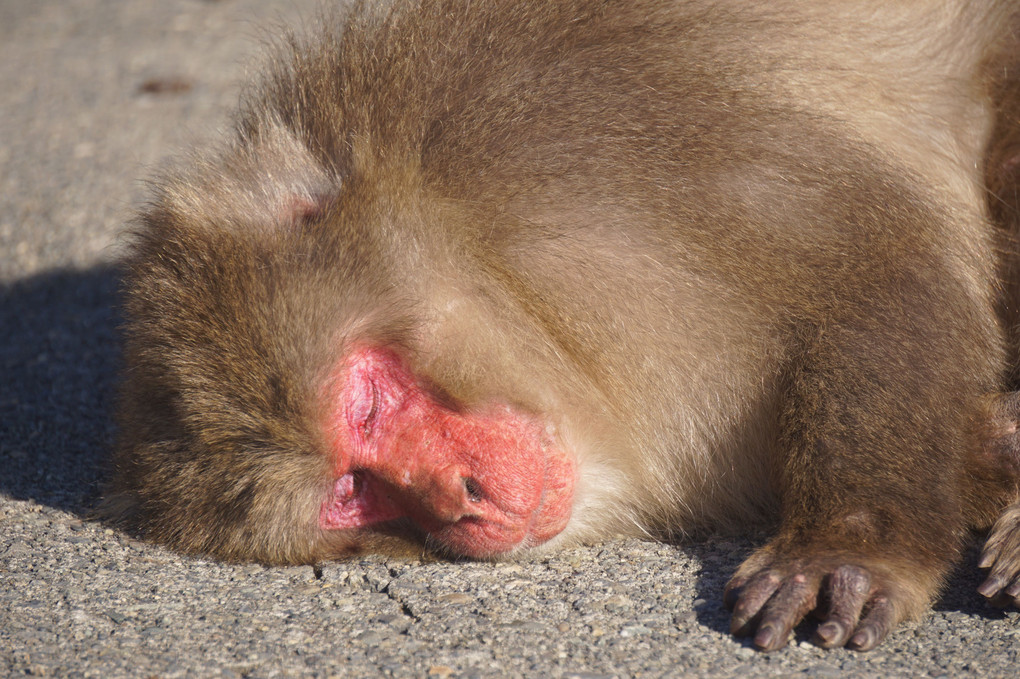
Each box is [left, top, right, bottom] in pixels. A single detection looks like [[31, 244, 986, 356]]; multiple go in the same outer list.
[[105, 0, 1020, 650], [978, 22, 1020, 610]]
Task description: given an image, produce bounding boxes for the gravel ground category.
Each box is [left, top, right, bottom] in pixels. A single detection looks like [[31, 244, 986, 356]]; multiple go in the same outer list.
[[2, 1, 1019, 677]]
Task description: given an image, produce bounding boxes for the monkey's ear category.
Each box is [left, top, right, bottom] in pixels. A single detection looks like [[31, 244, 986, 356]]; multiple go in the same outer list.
[[156, 119, 338, 233], [285, 194, 327, 225]]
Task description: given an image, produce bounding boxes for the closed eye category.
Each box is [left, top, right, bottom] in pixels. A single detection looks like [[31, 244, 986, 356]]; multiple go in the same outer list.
[[363, 381, 379, 436]]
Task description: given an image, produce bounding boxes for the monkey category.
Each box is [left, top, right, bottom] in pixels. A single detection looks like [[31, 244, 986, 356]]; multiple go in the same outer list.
[[102, 0, 1020, 652]]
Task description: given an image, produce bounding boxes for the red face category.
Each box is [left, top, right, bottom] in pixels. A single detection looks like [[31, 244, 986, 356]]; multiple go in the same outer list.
[[318, 345, 575, 558]]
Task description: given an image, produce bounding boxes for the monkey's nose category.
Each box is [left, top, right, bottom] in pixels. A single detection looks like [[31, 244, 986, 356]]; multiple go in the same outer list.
[[462, 476, 484, 503], [415, 473, 486, 524]]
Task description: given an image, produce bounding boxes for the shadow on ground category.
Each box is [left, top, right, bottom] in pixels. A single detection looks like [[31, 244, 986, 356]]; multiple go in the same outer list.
[[0, 265, 121, 515], [688, 535, 1010, 649], [935, 541, 1013, 618]]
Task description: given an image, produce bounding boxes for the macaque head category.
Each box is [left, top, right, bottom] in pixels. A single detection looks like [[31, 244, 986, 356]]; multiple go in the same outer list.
[[107, 155, 579, 564]]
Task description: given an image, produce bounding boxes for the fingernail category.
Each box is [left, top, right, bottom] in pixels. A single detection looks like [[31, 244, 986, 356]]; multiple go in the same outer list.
[[730, 616, 747, 635], [849, 629, 874, 651], [978, 575, 1003, 598], [816, 622, 843, 647], [755, 625, 776, 650]]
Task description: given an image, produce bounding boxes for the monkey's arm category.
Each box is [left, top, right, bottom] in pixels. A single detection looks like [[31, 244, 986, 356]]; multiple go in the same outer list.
[[725, 268, 1001, 651]]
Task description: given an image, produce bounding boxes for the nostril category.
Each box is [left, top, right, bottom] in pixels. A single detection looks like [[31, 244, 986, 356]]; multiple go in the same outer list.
[[462, 476, 484, 503]]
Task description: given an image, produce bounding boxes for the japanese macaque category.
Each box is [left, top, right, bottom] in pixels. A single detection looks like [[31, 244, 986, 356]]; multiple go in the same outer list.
[[104, 0, 1020, 652]]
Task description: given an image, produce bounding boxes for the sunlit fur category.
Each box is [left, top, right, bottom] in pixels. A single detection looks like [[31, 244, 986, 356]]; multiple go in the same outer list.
[[104, 0, 1020, 650]]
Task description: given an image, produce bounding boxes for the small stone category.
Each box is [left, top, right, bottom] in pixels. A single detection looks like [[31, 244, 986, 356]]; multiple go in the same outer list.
[[106, 610, 128, 625], [438, 592, 474, 605], [604, 594, 632, 612], [359, 631, 384, 645], [620, 624, 651, 637]]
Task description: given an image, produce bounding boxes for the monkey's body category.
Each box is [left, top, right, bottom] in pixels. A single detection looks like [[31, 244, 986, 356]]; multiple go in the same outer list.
[[106, 0, 1020, 651]]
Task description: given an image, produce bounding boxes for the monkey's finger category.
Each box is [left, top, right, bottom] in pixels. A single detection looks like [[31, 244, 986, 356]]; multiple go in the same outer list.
[[751, 573, 818, 651], [978, 529, 1020, 602], [979, 505, 1020, 569], [847, 594, 895, 651], [723, 575, 748, 610], [1006, 577, 1020, 603], [724, 549, 775, 610], [977, 572, 1008, 600], [978, 546, 1001, 570], [978, 573, 1020, 607], [728, 570, 782, 635], [814, 565, 871, 648], [978, 531, 1007, 569]]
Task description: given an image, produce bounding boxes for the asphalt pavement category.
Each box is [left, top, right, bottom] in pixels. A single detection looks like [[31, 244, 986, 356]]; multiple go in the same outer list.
[[2, 1, 1018, 677]]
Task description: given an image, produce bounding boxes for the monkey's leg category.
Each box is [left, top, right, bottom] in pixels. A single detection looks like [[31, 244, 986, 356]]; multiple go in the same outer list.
[[724, 307, 993, 651]]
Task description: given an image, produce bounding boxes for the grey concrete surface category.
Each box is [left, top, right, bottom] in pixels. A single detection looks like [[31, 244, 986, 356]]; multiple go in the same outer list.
[[2, 1, 1018, 677]]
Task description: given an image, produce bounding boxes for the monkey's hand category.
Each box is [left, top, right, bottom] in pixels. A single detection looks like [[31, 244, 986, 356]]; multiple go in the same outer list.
[[978, 502, 1020, 607], [723, 547, 921, 652]]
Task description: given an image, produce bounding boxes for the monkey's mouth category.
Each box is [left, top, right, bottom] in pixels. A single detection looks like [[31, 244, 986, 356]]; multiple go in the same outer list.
[[319, 471, 404, 528], [317, 344, 576, 558]]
